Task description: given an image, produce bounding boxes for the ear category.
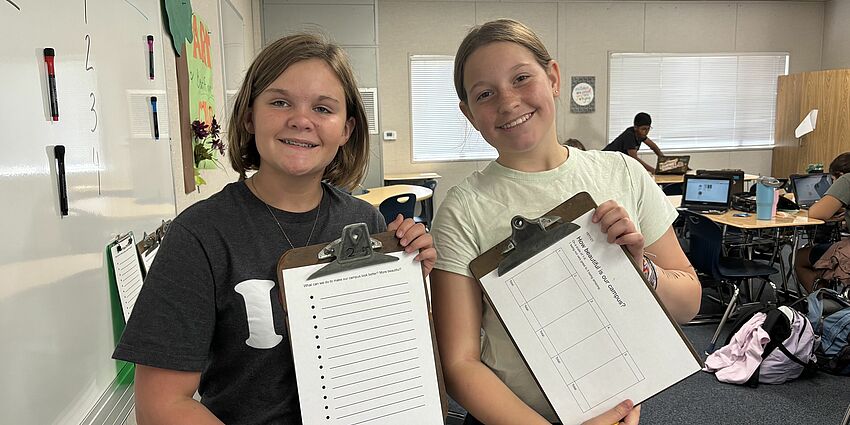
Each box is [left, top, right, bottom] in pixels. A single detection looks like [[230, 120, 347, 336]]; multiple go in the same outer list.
[[459, 101, 479, 131], [341, 116, 355, 145], [547, 60, 561, 97], [244, 108, 255, 134]]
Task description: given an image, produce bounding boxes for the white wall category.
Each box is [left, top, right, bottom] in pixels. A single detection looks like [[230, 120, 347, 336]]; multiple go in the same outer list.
[[822, 0, 850, 70], [378, 1, 826, 209]]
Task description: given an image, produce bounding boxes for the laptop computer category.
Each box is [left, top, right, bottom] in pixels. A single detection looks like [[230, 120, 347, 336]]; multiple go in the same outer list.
[[790, 173, 832, 209], [655, 155, 691, 175], [679, 175, 733, 214], [696, 169, 745, 194]]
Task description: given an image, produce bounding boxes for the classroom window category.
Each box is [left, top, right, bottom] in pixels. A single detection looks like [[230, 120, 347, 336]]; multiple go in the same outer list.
[[608, 53, 789, 150], [410, 56, 497, 162]]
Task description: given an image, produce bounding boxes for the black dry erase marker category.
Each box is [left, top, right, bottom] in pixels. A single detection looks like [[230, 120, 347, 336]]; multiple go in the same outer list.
[[43, 48, 59, 121], [147, 35, 154, 79], [54, 145, 68, 216], [150, 96, 159, 139]]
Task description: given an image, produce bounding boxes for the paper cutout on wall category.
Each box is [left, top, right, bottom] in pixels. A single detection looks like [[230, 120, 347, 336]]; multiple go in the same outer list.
[[163, 0, 194, 55], [795, 109, 818, 138]]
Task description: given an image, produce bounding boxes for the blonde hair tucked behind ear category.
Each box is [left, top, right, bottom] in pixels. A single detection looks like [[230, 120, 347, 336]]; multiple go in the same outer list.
[[453, 19, 553, 104], [227, 33, 369, 190]]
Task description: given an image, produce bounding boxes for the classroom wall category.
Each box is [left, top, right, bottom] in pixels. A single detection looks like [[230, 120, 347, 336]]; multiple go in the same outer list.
[[377, 1, 826, 209], [822, 0, 850, 70], [167, 0, 256, 213], [261, 0, 385, 190]]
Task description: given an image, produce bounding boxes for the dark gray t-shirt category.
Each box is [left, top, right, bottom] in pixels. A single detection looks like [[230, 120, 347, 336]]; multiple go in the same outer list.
[[113, 181, 385, 424], [602, 126, 642, 154], [825, 173, 850, 224]]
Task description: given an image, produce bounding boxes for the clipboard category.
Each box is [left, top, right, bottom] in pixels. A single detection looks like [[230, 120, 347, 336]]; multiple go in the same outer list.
[[469, 192, 702, 424], [135, 219, 172, 276], [277, 223, 446, 424], [107, 232, 144, 322]]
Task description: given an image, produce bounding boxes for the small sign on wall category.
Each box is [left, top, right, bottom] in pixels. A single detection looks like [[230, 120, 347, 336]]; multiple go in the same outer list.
[[570, 76, 595, 113]]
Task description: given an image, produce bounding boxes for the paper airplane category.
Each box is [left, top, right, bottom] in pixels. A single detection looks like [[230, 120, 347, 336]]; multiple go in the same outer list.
[[795, 109, 818, 138]]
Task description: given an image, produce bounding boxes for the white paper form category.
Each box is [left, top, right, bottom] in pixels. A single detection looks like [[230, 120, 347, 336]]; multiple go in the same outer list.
[[479, 211, 701, 424], [282, 251, 442, 425], [109, 234, 144, 322], [140, 245, 159, 275]]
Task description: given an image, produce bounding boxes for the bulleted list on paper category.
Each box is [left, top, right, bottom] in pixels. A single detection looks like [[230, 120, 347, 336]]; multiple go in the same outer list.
[[282, 251, 442, 425]]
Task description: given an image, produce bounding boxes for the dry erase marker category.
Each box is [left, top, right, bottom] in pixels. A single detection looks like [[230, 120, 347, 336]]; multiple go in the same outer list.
[[150, 96, 159, 139], [147, 35, 154, 79], [43, 48, 59, 121], [54, 145, 68, 216]]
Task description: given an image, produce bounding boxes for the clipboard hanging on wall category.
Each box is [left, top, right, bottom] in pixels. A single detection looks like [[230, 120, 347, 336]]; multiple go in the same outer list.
[[277, 223, 445, 424], [107, 232, 144, 322], [135, 219, 172, 276], [469, 192, 702, 424]]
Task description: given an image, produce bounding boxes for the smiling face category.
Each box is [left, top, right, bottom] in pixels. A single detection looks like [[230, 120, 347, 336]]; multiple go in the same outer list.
[[245, 58, 354, 182], [459, 41, 560, 158]]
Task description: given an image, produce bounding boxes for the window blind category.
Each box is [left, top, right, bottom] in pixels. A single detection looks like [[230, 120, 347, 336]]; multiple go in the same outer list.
[[410, 56, 497, 162], [608, 53, 788, 150]]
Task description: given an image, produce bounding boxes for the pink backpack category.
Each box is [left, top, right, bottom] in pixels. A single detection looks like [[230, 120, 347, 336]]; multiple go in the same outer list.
[[705, 306, 817, 386]]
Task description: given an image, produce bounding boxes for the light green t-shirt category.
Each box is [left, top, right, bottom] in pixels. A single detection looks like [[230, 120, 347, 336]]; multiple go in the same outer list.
[[430, 148, 678, 421]]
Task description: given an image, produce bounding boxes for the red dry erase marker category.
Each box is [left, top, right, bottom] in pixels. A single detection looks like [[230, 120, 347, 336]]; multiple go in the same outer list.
[[147, 35, 154, 79], [44, 48, 59, 121]]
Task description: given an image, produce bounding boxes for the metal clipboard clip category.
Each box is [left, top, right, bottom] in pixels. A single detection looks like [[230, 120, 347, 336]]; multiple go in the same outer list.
[[112, 232, 133, 253], [497, 215, 581, 276], [138, 219, 172, 256], [308, 223, 399, 280]]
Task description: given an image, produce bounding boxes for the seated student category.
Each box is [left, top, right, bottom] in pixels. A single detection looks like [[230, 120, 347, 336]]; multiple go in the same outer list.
[[561, 138, 586, 151], [603, 112, 663, 173], [795, 152, 850, 292], [431, 19, 701, 425], [112, 34, 436, 424]]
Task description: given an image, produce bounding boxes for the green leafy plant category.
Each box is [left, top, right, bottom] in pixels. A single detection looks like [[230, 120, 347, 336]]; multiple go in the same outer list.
[[192, 116, 224, 186]]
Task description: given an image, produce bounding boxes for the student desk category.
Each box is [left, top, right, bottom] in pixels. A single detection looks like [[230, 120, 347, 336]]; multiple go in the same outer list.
[[384, 172, 442, 183], [668, 195, 824, 294], [354, 184, 433, 208], [655, 173, 760, 185]]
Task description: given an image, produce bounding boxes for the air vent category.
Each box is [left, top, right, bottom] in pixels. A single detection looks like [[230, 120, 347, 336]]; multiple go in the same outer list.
[[358, 88, 379, 135]]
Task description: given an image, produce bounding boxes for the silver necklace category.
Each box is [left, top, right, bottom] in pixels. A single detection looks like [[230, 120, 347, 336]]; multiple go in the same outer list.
[[249, 178, 322, 249]]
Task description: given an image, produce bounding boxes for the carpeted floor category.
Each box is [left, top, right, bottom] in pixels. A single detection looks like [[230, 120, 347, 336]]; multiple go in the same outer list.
[[446, 289, 850, 424], [640, 323, 850, 425]]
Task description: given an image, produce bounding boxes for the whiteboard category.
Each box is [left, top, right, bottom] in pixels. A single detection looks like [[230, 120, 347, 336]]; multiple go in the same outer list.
[[0, 1, 175, 424]]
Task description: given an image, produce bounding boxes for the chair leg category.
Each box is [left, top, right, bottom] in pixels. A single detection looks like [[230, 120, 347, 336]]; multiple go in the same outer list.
[[705, 284, 741, 355]]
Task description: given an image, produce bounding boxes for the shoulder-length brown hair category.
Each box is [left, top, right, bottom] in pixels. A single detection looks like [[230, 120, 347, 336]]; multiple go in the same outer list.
[[227, 33, 369, 190]]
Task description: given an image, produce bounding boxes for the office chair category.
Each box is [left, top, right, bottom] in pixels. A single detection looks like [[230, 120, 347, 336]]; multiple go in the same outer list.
[[379, 193, 417, 225], [681, 211, 779, 354], [662, 183, 683, 196]]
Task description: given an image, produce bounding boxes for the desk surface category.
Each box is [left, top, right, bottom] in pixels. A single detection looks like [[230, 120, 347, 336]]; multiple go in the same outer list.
[[354, 184, 434, 207], [654, 172, 759, 185], [384, 172, 442, 181], [666, 195, 824, 229]]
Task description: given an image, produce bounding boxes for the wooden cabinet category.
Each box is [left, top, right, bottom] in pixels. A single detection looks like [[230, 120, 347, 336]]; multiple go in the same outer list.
[[773, 69, 850, 177]]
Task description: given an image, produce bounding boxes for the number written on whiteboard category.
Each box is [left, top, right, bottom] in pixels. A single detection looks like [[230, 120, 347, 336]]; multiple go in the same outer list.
[[85, 34, 94, 71], [89, 93, 98, 132]]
